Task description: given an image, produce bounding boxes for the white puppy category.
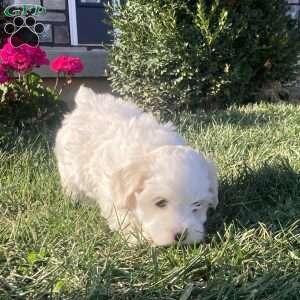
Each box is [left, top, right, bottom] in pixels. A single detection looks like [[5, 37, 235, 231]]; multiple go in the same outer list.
[[55, 86, 218, 246]]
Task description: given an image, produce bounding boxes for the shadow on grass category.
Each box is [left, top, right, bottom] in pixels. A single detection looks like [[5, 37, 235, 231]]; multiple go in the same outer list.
[[17, 270, 298, 300], [0, 123, 59, 154], [82, 271, 300, 300], [207, 159, 300, 235], [2, 266, 299, 300]]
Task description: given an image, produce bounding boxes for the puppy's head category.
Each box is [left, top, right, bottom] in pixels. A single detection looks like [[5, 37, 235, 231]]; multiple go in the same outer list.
[[111, 145, 218, 246]]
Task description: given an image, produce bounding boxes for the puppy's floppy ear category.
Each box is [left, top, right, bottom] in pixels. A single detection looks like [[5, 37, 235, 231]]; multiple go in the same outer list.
[[207, 160, 219, 209], [111, 160, 149, 210]]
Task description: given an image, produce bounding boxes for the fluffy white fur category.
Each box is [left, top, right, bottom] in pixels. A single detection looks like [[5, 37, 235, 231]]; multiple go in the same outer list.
[[55, 86, 218, 246]]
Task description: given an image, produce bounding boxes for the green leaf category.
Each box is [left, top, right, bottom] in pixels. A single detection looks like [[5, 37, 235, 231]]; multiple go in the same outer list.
[[27, 251, 37, 265], [39, 247, 46, 258], [53, 280, 64, 293]]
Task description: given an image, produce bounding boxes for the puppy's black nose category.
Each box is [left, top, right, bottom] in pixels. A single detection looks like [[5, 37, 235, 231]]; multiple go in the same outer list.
[[174, 232, 186, 242]]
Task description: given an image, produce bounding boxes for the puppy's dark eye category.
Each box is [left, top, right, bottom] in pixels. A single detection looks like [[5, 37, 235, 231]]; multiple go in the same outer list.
[[155, 199, 168, 208], [192, 201, 202, 213]]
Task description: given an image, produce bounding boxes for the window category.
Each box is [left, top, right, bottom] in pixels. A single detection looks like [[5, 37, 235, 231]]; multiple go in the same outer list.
[[68, 0, 113, 45]]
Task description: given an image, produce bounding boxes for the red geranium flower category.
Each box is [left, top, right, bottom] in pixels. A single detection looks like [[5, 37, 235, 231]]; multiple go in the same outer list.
[[24, 46, 49, 67], [0, 38, 49, 73], [11, 51, 33, 72], [50, 55, 84, 75], [0, 65, 10, 83]]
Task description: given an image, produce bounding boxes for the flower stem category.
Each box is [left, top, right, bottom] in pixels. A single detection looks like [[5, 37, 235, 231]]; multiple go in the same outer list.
[[54, 73, 60, 91]]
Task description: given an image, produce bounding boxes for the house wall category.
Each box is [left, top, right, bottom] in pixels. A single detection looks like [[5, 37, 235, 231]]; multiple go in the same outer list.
[[44, 77, 114, 108], [39, 0, 70, 45]]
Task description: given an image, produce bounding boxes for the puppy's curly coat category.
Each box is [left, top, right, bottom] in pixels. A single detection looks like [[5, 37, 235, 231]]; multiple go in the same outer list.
[[55, 86, 218, 245]]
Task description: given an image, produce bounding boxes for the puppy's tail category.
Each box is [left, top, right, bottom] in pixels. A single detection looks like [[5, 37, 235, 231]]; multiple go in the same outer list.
[[74, 85, 97, 108]]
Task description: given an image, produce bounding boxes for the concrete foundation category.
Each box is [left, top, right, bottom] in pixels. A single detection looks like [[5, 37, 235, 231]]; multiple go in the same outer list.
[[43, 77, 115, 109]]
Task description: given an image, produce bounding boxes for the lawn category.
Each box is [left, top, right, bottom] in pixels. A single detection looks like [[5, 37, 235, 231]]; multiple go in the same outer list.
[[1, 102, 300, 299]]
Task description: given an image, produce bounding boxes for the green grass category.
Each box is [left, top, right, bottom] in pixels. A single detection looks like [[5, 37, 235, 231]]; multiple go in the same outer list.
[[1, 102, 300, 299]]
